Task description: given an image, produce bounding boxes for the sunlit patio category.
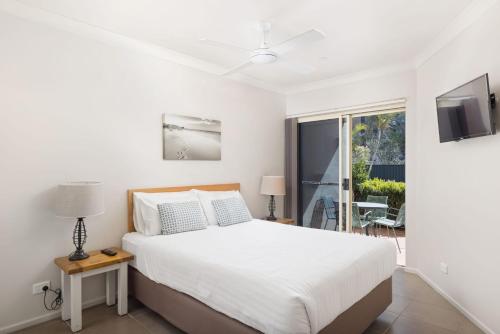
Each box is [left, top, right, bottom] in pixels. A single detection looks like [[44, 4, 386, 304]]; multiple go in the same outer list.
[[352, 226, 406, 266]]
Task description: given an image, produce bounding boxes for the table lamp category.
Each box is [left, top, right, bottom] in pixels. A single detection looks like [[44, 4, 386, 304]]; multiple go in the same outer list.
[[56, 182, 104, 261], [260, 176, 285, 221]]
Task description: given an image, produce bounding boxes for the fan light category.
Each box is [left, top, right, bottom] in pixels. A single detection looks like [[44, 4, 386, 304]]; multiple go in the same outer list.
[[250, 49, 277, 64]]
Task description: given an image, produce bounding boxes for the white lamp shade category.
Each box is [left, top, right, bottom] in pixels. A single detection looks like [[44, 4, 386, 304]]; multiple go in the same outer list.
[[55, 182, 104, 218], [260, 176, 286, 196]]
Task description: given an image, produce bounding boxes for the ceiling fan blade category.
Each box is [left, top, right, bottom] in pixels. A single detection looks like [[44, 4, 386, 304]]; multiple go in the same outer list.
[[278, 60, 316, 75], [222, 61, 253, 76], [271, 29, 325, 55], [199, 38, 252, 53]]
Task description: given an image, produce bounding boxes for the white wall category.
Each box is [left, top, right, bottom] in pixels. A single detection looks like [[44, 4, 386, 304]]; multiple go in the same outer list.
[[414, 2, 500, 333], [286, 71, 419, 269], [0, 12, 285, 331]]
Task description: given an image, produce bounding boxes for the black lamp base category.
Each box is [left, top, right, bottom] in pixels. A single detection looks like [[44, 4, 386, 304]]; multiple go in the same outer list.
[[266, 195, 277, 221], [69, 217, 89, 261], [69, 249, 89, 261]]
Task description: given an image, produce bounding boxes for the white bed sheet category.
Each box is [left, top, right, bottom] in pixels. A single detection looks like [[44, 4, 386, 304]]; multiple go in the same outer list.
[[122, 220, 396, 334]]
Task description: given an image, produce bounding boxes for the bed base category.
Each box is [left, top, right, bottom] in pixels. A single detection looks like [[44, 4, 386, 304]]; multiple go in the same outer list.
[[129, 266, 392, 334]]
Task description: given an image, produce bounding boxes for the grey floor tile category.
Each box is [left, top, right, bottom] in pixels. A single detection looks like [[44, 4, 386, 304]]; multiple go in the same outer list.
[[15, 318, 71, 334], [129, 308, 184, 334], [401, 300, 466, 332], [387, 316, 456, 334], [392, 275, 436, 298], [82, 315, 148, 334], [392, 272, 456, 311], [78, 303, 121, 328], [457, 319, 485, 334], [128, 297, 146, 313], [363, 310, 399, 334], [387, 294, 411, 315]]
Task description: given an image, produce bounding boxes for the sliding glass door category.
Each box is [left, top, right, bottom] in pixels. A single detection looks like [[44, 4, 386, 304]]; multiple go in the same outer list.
[[295, 100, 406, 248], [298, 118, 342, 229]]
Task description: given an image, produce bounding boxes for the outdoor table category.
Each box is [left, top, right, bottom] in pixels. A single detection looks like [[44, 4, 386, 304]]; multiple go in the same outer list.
[[353, 202, 389, 209], [353, 202, 389, 236]]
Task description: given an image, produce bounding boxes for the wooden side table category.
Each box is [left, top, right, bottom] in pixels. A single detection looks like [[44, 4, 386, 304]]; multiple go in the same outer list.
[[272, 218, 295, 225], [54, 248, 134, 332]]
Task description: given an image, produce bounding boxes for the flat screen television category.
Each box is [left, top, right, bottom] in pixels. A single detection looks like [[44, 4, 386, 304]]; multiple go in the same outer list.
[[436, 74, 496, 143]]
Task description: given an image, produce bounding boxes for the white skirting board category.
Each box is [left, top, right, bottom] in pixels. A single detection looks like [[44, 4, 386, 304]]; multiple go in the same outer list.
[[0, 295, 106, 334], [403, 267, 494, 334]]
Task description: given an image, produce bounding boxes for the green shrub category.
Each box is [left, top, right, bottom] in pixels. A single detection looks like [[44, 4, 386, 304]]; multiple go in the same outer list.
[[359, 178, 405, 209], [352, 161, 369, 200]]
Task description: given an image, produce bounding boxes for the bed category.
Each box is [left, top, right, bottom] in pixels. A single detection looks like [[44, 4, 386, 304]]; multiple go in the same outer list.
[[123, 183, 396, 334]]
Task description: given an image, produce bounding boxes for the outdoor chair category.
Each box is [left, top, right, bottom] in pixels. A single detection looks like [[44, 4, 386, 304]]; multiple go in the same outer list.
[[374, 203, 405, 253], [366, 194, 388, 235], [321, 196, 339, 231], [310, 199, 325, 229], [366, 195, 388, 219], [352, 203, 372, 235]]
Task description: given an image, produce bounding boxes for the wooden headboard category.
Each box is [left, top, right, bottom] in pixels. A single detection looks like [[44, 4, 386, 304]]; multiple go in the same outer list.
[[127, 183, 240, 232]]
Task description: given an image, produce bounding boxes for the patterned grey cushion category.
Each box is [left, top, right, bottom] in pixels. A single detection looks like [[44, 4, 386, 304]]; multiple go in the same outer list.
[[157, 201, 207, 235], [212, 197, 252, 227]]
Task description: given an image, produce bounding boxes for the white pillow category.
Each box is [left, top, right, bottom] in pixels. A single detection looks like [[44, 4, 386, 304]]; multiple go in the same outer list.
[[133, 191, 205, 235], [193, 190, 252, 225]]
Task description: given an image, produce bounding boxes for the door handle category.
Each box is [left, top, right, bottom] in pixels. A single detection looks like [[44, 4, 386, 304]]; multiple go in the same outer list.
[[301, 181, 339, 186], [342, 178, 350, 190], [301, 181, 320, 185]]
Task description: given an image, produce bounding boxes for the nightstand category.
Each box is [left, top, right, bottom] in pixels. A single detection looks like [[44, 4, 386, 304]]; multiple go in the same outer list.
[[273, 218, 295, 225], [54, 248, 134, 332]]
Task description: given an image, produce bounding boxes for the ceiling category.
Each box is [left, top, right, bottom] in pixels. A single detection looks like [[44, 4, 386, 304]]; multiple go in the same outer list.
[[16, 0, 474, 92]]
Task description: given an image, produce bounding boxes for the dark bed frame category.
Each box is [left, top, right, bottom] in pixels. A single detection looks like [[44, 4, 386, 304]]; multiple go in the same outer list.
[[126, 183, 392, 334]]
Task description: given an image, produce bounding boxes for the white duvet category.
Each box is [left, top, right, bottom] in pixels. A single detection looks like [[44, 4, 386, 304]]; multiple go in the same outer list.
[[122, 220, 396, 334]]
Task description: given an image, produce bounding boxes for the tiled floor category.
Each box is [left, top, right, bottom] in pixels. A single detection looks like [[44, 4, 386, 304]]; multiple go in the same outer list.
[[16, 268, 483, 334]]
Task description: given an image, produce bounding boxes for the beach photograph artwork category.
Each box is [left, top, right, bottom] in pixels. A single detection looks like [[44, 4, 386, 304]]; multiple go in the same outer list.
[[162, 114, 221, 160]]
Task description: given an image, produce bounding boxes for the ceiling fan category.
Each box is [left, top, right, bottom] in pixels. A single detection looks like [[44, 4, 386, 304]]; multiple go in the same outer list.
[[200, 22, 325, 75]]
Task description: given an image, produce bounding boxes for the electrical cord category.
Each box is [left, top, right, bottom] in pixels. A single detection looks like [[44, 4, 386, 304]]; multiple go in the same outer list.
[[42, 286, 63, 311]]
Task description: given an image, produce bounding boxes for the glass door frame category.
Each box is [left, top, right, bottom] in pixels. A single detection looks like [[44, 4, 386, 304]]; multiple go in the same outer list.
[[341, 114, 352, 233], [296, 99, 406, 233], [297, 113, 353, 232], [297, 113, 347, 231]]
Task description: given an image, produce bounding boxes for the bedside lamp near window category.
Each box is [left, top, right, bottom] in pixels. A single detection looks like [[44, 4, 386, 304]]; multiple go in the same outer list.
[[55, 182, 104, 261], [260, 176, 286, 221]]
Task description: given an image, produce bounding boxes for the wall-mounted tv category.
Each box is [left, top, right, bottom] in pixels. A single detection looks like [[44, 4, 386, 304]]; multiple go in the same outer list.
[[436, 74, 496, 143]]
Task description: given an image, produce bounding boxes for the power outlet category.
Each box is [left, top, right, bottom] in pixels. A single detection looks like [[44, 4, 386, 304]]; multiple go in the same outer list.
[[440, 262, 448, 275], [33, 281, 50, 295]]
